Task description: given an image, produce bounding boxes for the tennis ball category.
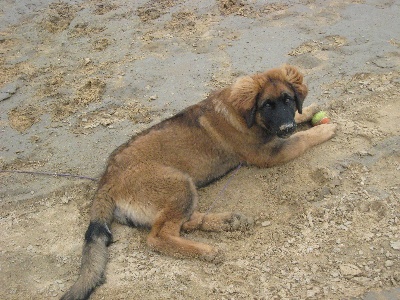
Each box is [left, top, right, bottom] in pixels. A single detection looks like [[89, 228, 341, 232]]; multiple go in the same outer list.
[[311, 111, 330, 126]]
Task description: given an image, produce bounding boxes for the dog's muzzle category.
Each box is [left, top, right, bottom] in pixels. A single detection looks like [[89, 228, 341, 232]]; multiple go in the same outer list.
[[277, 123, 296, 138]]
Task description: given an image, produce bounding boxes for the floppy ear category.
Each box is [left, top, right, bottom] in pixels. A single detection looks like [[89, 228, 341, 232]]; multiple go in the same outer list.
[[229, 76, 261, 128], [245, 105, 257, 128], [282, 65, 308, 114]]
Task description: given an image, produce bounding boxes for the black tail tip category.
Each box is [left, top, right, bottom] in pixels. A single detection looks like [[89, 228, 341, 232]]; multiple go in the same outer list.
[[84, 222, 112, 246]]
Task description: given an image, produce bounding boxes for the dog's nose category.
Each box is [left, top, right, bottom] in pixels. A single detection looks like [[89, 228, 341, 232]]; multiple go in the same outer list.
[[277, 123, 296, 138]]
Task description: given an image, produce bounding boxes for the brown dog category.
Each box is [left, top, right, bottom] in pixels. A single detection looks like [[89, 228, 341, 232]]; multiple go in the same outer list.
[[61, 65, 336, 299]]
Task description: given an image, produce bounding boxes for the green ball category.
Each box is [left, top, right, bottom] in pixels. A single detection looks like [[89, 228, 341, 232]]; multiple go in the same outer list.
[[311, 111, 328, 126]]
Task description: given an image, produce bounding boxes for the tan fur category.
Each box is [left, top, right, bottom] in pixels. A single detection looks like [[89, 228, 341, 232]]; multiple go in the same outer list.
[[62, 65, 336, 299]]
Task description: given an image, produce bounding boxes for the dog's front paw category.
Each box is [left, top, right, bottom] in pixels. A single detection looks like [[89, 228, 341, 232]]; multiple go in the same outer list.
[[295, 103, 320, 123], [316, 123, 337, 141], [305, 103, 320, 114], [309, 124, 337, 145]]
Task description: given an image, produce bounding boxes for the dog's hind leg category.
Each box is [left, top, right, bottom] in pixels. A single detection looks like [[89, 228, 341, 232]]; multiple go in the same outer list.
[[145, 169, 222, 262], [182, 211, 253, 232], [147, 214, 221, 261]]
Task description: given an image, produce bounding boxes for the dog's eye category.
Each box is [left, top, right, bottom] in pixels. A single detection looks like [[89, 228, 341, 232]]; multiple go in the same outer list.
[[283, 95, 293, 105], [262, 102, 273, 109]]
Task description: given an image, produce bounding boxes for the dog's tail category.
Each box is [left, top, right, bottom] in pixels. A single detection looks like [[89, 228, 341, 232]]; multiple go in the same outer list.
[[61, 194, 114, 300]]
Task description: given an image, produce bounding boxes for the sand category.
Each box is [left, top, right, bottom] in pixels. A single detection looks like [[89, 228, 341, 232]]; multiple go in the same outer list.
[[0, 0, 399, 299]]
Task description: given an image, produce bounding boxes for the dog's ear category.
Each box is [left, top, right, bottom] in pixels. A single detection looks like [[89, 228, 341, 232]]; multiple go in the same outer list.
[[282, 65, 308, 114], [245, 105, 257, 128], [229, 76, 261, 128]]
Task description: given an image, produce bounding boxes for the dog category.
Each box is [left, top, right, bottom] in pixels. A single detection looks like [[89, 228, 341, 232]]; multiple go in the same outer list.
[[61, 65, 337, 299]]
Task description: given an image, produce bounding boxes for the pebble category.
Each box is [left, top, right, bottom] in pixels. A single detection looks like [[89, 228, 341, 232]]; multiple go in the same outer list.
[[331, 271, 340, 278], [384, 260, 394, 267], [339, 264, 362, 277], [261, 221, 271, 227], [390, 240, 400, 250]]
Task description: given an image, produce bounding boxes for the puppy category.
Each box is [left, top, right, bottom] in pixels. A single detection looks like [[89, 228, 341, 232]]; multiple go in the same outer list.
[[61, 65, 336, 299]]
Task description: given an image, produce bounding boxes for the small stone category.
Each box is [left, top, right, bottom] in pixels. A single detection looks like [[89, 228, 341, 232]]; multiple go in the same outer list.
[[385, 260, 394, 267], [149, 94, 158, 101], [331, 271, 340, 277], [261, 221, 271, 227], [339, 264, 362, 277], [390, 240, 400, 250], [358, 150, 372, 156]]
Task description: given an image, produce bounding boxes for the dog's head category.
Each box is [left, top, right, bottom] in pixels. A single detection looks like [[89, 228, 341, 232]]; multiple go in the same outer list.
[[228, 65, 308, 138]]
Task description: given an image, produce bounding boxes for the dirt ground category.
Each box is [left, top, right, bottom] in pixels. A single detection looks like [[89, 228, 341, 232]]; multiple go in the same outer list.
[[1, 0, 399, 299]]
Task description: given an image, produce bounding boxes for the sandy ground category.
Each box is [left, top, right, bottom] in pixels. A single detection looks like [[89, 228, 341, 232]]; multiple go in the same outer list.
[[1, 0, 399, 299]]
